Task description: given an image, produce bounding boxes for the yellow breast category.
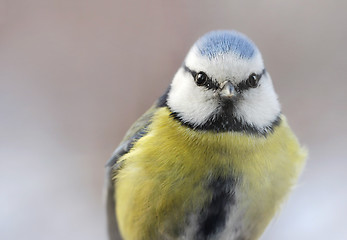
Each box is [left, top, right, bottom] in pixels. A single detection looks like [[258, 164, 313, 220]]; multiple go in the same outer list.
[[114, 107, 306, 240]]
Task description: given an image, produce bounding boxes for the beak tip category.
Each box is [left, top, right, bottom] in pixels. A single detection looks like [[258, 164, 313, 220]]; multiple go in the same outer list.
[[219, 81, 236, 98]]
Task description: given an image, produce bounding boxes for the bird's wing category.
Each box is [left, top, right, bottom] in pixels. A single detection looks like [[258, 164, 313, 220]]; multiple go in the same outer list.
[[105, 88, 170, 240]]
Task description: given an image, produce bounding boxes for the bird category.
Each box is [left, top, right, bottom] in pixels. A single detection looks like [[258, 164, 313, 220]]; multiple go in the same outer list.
[[105, 30, 307, 240]]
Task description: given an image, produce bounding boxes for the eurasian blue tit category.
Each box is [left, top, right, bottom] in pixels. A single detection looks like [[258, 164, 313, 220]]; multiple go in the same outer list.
[[106, 30, 307, 240]]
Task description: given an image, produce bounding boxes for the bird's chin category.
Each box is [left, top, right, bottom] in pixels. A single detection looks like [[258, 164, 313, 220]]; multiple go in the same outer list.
[[215, 98, 237, 117], [220, 97, 235, 105], [219, 96, 239, 108]]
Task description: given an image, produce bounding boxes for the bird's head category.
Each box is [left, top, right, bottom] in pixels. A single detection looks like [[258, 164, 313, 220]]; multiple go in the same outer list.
[[167, 30, 281, 135]]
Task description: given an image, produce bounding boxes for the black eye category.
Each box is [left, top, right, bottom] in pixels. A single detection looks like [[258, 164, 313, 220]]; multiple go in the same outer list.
[[246, 73, 260, 88], [195, 72, 208, 86]]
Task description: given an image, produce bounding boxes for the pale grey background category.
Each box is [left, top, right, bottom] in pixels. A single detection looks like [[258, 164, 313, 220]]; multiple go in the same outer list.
[[1, 1, 346, 240]]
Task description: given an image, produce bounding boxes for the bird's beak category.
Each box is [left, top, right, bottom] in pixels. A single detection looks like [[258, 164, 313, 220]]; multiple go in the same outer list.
[[219, 81, 236, 98]]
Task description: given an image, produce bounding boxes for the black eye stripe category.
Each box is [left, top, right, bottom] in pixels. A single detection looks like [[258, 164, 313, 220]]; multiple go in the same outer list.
[[183, 64, 266, 92], [183, 65, 219, 91], [204, 79, 219, 91], [236, 69, 266, 92], [183, 65, 197, 78]]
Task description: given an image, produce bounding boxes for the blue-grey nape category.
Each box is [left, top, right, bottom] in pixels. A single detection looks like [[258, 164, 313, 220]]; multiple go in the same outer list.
[[196, 30, 258, 59]]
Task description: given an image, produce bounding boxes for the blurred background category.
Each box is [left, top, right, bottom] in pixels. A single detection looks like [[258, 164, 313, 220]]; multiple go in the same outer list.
[[1, 1, 346, 239]]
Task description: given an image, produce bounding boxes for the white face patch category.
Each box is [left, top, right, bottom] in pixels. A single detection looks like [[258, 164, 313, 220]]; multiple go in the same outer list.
[[167, 39, 281, 133], [232, 73, 281, 132], [167, 68, 219, 127]]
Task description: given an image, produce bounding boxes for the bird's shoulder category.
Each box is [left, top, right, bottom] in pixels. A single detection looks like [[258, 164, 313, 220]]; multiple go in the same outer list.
[[106, 86, 170, 170]]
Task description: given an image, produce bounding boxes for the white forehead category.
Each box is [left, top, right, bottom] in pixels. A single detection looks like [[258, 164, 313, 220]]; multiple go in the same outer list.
[[185, 30, 264, 83]]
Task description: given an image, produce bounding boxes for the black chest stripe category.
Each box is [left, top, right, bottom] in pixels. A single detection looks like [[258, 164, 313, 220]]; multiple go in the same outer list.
[[170, 109, 281, 137], [196, 177, 236, 239]]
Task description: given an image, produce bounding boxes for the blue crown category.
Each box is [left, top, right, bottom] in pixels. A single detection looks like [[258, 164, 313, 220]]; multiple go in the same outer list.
[[196, 30, 257, 59]]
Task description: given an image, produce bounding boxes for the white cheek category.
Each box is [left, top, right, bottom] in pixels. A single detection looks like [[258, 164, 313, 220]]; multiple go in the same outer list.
[[167, 69, 218, 126], [233, 75, 281, 130]]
